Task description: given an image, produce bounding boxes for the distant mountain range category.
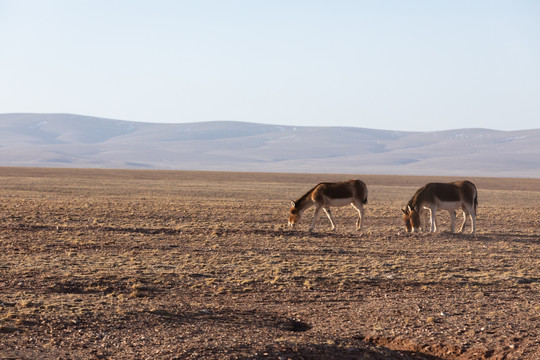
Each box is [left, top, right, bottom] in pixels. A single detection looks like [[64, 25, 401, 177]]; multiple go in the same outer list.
[[1, 113, 539, 177]]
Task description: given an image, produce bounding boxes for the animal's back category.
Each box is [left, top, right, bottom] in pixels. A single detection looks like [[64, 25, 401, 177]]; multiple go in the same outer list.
[[312, 181, 351, 200], [311, 179, 367, 202], [411, 181, 476, 207]]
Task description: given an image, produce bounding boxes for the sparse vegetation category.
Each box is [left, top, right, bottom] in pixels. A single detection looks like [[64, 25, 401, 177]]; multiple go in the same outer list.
[[0, 168, 539, 359]]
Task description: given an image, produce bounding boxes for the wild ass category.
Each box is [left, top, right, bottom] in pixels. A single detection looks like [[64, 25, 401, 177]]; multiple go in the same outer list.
[[288, 179, 368, 232], [402, 180, 478, 234]]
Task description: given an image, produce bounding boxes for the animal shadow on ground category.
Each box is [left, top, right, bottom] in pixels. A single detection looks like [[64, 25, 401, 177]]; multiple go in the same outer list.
[[140, 306, 311, 332]]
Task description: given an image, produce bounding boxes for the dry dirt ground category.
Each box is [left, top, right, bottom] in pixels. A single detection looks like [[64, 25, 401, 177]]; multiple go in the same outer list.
[[0, 168, 539, 360]]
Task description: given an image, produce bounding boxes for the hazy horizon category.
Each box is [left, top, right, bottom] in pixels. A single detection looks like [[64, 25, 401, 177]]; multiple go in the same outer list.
[[2, 112, 539, 132]]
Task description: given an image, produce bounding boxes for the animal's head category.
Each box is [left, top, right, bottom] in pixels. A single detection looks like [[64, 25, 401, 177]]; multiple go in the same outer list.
[[401, 205, 420, 232], [288, 201, 302, 228]]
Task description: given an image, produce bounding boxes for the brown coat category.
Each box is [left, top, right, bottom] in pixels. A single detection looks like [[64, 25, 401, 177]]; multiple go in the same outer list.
[[289, 179, 368, 232], [403, 180, 478, 234]]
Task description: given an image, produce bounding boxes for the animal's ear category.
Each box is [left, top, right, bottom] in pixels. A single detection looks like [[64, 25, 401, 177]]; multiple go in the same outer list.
[[290, 200, 296, 207], [401, 208, 407, 215], [407, 205, 412, 213]]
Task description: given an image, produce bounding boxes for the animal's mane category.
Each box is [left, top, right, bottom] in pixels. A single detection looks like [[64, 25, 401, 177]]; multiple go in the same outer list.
[[294, 183, 324, 205], [408, 184, 428, 208]]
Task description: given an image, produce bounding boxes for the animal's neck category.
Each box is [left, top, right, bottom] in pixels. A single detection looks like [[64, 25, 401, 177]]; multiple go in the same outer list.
[[295, 192, 315, 211], [411, 188, 431, 208]]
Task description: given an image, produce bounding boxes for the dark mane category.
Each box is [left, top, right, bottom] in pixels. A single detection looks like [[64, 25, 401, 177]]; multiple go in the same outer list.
[[407, 185, 427, 209], [293, 183, 324, 205]]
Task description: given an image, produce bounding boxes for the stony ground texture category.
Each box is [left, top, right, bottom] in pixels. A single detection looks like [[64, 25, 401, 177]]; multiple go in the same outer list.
[[0, 168, 539, 359]]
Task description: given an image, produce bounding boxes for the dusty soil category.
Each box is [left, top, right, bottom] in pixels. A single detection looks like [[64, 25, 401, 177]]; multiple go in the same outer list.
[[0, 168, 539, 359]]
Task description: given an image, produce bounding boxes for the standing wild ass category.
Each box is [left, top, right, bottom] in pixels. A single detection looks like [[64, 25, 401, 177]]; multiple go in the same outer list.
[[288, 179, 368, 232], [402, 180, 478, 234]]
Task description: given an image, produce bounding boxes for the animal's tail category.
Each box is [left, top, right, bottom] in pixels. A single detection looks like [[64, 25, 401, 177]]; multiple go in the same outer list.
[[470, 181, 478, 212], [363, 195, 368, 205]]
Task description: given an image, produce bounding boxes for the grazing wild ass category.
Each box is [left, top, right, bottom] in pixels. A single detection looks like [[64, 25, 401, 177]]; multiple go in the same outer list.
[[402, 180, 478, 234], [288, 179, 368, 232]]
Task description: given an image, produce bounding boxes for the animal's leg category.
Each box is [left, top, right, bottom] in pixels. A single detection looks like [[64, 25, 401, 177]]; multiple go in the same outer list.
[[429, 209, 437, 232], [323, 208, 337, 231], [419, 208, 431, 232], [422, 209, 429, 232], [458, 209, 469, 233], [449, 210, 456, 233], [309, 207, 322, 232], [351, 202, 364, 230], [469, 205, 476, 234]]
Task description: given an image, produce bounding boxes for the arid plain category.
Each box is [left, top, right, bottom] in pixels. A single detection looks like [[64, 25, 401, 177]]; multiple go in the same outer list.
[[0, 168, 539, 359]]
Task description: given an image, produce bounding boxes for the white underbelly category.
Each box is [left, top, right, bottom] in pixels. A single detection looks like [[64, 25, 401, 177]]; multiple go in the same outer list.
[[428, 200, 462, 211], [324, 197, 355, 207]]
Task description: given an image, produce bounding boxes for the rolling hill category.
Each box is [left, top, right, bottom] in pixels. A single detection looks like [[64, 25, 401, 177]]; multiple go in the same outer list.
[[1, 113, 539, 177]]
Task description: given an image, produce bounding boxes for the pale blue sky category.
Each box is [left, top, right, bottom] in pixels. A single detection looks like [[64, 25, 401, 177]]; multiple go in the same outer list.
[[1, 1, 539, 131]]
